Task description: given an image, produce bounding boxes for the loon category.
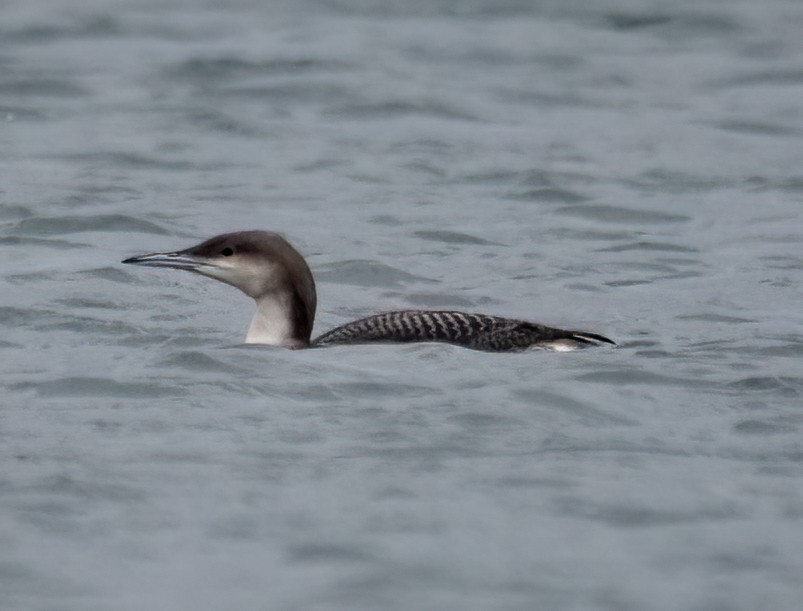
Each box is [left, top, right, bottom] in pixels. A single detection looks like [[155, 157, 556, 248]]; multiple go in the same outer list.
[[122, 231, 615, 352]]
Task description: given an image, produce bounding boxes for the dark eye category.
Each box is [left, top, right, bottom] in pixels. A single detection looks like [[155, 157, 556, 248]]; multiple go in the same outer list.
[[221, 247, 234, 257]]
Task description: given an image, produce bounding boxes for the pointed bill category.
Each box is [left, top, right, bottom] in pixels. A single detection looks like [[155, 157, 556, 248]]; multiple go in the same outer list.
[[121, 251, 208, 272]]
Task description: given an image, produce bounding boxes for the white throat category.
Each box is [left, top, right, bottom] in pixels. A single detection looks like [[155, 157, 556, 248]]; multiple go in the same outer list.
[[245, 293, 303, 348]]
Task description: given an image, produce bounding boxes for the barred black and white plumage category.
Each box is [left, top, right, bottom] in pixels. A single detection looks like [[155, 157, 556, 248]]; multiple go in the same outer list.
[[123, 231, 616, 352], [313, 310, 615, 352]]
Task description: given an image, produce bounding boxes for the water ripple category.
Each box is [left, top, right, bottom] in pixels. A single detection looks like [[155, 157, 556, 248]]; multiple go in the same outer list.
[[513, 389, 638, 426], [11, 214, 168, 236], [575, 369, 714, 388], [4, 15, 120, 41], [11, 377, 180, 398], [0, 236, 90, 249], [599, 241, 697, 253], [0, 79, 89, 97], [507, 188, 591, 203], [52, 151, 206, 171], [315, 260, 435, 287], [287, 542, 377, 564], [325, 99, 480, 121], [413, 230, 500, 245], [168, 56, 349, 81], [711, 120, 800, 137], [157, 350, 247, 374], [727, 376, 802, 396], [554, 204, 689, 224], [553, 497, 746, 527]]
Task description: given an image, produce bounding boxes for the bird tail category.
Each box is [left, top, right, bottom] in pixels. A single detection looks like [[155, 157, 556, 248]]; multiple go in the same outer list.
[[568, 331, 616, 346]]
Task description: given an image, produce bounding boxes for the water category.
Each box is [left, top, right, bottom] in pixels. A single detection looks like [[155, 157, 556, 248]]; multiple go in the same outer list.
[[2, 0, 802, 609]]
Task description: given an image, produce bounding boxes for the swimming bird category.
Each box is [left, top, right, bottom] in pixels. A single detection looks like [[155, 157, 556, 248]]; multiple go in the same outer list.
[[122, 231, 615, 352]]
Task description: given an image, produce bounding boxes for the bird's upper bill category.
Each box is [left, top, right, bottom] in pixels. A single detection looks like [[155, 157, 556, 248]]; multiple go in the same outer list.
[[122, 251, 210, 272]]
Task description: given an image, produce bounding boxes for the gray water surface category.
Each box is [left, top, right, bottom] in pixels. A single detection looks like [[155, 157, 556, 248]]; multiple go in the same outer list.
[[2, 0, 803, 609]]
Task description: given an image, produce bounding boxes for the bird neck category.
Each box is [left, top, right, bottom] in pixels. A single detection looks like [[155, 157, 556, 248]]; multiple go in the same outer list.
[[246, 290, 311, 348]]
